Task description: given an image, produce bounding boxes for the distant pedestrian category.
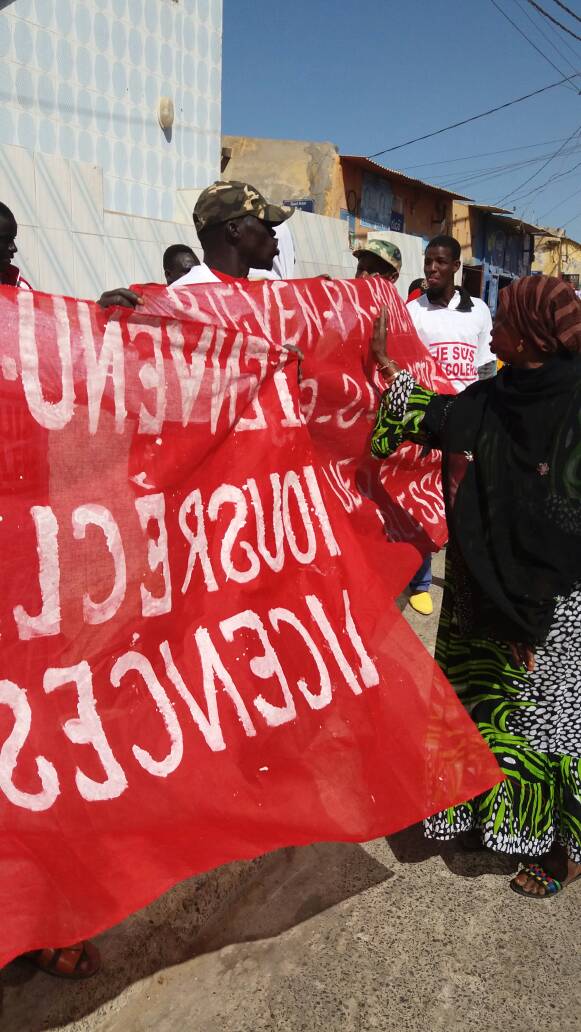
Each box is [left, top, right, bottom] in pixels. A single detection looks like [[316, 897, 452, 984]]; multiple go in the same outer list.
[[353, 239, 401, 284], [163, 244, 199, 285]]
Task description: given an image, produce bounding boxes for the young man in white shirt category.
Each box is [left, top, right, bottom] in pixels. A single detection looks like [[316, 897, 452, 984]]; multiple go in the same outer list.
[[405, 234, 495, 615], [407, 234, 495, 392], [163, 244, 199, 285]]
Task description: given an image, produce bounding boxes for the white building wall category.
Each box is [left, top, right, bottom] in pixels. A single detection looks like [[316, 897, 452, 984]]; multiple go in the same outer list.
[[0, 0, 222, 296], [0, 0, 356, 298], [0, 0, 222, 220]]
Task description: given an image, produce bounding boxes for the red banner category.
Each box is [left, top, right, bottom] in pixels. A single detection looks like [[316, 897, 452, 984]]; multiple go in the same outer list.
[[138, 274, 453, 563], [0, 279, 499, 967]]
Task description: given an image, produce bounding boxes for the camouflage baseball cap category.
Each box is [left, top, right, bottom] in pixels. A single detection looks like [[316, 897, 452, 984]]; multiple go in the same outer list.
[[193, 180, 293, 233], [352, 239, 402, 274]]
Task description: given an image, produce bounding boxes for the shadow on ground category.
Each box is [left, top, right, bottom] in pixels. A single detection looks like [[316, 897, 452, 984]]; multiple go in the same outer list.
[[0, 841, 392, 1032], [387, 822, 519, 879]]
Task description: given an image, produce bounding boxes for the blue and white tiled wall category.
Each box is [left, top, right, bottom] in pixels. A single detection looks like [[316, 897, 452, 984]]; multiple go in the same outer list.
[[0, 0, 222, 220]]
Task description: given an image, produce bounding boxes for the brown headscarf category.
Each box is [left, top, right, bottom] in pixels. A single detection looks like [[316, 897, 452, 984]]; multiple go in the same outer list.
[[498, 274, 581, 355]]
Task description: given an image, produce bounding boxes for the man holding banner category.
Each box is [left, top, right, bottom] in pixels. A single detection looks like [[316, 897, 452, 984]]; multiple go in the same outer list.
[[98, 180, 294, 309], [0, 199, 102, 980], [0, 214, 501, 974]]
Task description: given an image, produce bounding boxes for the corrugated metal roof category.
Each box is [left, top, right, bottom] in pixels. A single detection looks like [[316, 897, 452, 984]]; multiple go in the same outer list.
[[483, 212, 549, 235], [469, 205, 564, 238], [467, 203, 512, 215], [340, 154, 473, 201]]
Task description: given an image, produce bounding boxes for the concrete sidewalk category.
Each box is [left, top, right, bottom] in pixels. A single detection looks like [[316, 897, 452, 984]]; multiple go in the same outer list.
[[2, 553, 579, 1032]]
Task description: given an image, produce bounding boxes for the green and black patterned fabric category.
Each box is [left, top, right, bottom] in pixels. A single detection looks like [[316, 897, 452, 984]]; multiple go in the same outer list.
[[426, 557, 581, 860], [371, 368, 581, 860]]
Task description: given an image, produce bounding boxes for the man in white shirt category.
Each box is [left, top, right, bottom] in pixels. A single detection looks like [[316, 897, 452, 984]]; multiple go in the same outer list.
[[405, 234, 495, 615], [407, 234, 495, 391], [163, 244, 199, 285]]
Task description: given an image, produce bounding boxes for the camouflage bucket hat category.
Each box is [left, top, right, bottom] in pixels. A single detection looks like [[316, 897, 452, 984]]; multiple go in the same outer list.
[[352, 238, 402, 274], [194, 181, 293, 233]]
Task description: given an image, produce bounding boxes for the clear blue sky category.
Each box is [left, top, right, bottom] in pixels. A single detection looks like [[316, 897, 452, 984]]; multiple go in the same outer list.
[[222, 0, 581, 235]]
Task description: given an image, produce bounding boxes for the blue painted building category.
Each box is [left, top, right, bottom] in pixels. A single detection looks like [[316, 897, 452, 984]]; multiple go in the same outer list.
[[457, 203, 538, 314]]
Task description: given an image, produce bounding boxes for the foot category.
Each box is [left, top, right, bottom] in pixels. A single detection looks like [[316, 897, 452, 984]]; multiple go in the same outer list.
[[409, 591, 433, 616], [511, 858, 581, 898], [24, 941, 100, 979]]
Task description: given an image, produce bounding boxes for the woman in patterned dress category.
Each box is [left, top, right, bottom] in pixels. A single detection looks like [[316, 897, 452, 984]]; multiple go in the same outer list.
[[371, 276, 581, 900]]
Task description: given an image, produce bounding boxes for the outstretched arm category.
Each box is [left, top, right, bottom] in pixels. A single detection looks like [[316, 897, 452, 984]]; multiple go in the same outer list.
[[370, 306, 454, 459], [97, 288, 143, 310]]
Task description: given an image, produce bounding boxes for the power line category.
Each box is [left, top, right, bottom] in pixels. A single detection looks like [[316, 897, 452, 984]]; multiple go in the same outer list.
[[401, 136, 576, 171], [530, 1, 581, 61], [524, 0, 581, 41], [489, 0, 578, 85], [509, 156, 581, 205], [539, 182, 581, 219], [551, 0, 581, 25], [367, 74, 580, 159], [512, 165, 581, 208], [497, 124, 581, 202], [434, 142, 581, 184], [434, 141, 581, 189], [514, 0, 580, 70]]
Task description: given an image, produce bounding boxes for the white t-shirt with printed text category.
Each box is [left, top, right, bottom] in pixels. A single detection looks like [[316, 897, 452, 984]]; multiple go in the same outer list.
[[407, 291, 494, 393]]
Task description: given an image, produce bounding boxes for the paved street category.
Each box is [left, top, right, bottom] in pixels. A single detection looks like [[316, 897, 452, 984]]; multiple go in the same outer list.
[[2, 552, 579, 1032]]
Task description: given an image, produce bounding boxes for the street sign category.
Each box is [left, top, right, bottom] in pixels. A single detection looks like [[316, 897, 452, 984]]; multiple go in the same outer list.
[[283, 198, 314, 213]]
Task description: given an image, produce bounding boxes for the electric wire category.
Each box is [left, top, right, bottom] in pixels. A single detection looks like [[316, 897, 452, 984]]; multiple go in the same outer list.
[[538, 182, 581, 219], [497, 124, 581, 202], [366, 74, 579, 158], [489, 0, 578, 85], [508, 156, 581, 206], [514, 0, 580, 69], [524, 0, 581, 41], [550, 0, 581, 25], [401, 136, 577, 172], [426, 142, 581, 189]]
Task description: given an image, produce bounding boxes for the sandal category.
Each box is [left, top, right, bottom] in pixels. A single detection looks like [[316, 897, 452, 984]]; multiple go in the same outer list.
[[509, 864, 564, 900], [24, 940, 100, 979]]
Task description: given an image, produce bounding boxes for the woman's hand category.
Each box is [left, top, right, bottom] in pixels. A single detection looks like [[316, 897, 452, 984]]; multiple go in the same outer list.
[[371, 305, 401, 385], [508, 642, 536, 672]]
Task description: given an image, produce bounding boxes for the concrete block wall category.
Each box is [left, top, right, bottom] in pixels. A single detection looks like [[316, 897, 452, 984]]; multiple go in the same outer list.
[[2, 143, 357, 299], [291, 210, 356, 280], [1, 141, 198, 298]]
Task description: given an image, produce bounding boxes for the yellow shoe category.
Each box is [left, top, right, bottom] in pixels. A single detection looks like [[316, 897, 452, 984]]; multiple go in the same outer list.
[[409, 591, 433, 616]]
